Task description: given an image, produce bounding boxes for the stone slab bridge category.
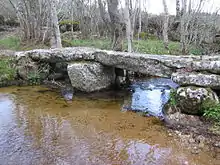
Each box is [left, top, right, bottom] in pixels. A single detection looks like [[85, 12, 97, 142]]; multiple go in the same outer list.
[[16, 47, 220, 92]]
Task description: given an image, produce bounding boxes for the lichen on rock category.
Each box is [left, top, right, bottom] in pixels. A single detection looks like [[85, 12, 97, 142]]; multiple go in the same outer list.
[[67, 62, 115, 92]]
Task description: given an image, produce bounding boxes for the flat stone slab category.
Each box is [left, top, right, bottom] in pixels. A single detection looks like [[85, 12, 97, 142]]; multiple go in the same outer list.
[[172, 72, 220, 89], [15, 47, 220, 88]]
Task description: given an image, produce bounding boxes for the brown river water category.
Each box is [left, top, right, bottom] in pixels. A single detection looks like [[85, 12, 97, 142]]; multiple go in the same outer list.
[[0, 86, 219, 165]]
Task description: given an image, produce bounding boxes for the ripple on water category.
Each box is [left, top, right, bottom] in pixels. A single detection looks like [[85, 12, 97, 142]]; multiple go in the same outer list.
[[0, 86, 218, 165]]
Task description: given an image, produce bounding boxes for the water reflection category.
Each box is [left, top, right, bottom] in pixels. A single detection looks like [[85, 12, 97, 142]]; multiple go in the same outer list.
[[0, 87, 217, 165]]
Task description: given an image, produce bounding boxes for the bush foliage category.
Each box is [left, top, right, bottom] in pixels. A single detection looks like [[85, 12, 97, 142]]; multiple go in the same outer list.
[[201, 100, 220, 122]]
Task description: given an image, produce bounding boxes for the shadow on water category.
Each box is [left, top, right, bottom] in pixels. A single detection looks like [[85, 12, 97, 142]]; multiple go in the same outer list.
[[0, 83, 218, 165]]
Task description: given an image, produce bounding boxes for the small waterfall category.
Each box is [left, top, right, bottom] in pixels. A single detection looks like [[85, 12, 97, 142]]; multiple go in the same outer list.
[[123, 78, 179, 118]]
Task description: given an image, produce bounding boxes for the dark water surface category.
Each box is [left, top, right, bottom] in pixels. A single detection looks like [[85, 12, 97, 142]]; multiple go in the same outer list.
[[0, 86, 219, 165]]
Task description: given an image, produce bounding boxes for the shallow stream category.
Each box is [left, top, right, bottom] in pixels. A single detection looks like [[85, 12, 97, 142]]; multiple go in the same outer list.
[[0, 78, 219, 165]]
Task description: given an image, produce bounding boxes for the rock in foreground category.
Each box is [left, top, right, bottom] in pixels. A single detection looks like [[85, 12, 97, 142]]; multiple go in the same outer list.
[[67, 62, 115, 92], [175, 86, 219, 115]]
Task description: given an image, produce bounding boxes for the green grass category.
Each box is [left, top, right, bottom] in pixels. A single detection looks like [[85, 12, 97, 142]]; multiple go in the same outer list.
[[169, 89, 178, 106], [70, 38, 202, 55], [201, 100, 220, 134], [71, 39, 111, 50], [0, 36, 49, 51], [0, 36, 20, 50], [201, 100, 220, 122], [133, 40, 181, 55], [0, 57, 17, 82], [0, 36, 202, 55]]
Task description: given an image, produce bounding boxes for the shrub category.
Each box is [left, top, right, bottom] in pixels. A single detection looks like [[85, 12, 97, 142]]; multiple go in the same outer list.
[[59, 20, 80, 32], [5, 18, 19, 27], [169, 89, 177, 106], [27, 71, 41, 85], [201, 100, 220, 122]]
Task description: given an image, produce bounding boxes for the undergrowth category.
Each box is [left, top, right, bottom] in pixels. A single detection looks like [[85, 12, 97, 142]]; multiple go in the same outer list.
[[201, 99, 220, 134], [169, 89, 177, 106], [201, 100, 220, 122], [0, 57, 16, 82]]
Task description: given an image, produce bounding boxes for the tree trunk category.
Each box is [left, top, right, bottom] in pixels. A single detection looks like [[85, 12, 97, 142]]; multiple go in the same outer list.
[[138, 0, 142, 36], [176, 0, 180, 20], [136, 0, 142, 51], [180, 0, 187, 55], [162, 0, 169, 49], [124, 0, 132, 52], [107, 0, 123, 51], [50, 0, 62, 48]]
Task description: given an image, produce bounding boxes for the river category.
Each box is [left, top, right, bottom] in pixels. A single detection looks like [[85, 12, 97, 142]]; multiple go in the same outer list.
[[0, 82, 219, 165]]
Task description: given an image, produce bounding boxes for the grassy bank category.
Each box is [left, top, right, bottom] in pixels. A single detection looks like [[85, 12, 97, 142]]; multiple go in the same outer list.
[[0, 57, 16, 82], [0, 36, 203, 55], [68, 38, 203, 55], [0, 36, 20, 50], [0, 36, 49, 51], [70, 39, 183, 55]]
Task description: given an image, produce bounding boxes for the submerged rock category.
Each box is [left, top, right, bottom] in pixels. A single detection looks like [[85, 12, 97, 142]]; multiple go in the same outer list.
[[67, 62, 115, 92], [172, 72, 220, 89], [175, 86, 219, 115], [61, 86, 74, 101]]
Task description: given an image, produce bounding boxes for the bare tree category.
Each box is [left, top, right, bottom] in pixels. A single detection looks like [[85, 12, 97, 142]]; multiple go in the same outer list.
[[50, 0, 62, 48], [136, 0, 142, 51], [137, 0, 142, 38], [179, 0, 216, 54], [8, 0, 62, 48], [162, 0, 169, 49], [176, 0, 181, 20], [124, 0, 132, 52], [98, 0, 111, 36], [107, 0, 123, 51]]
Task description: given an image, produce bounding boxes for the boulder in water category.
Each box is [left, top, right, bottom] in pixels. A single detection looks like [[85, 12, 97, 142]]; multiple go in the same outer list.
[[175, 86, 219, 115], [67, 62, 115, 92]]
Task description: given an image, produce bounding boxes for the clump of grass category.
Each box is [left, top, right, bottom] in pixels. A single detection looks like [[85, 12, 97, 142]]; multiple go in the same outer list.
[[0, 36, 20, 50], [169, 89, 178, 106], [201, 99, 220, 134], [0, 57, 17, 82], [27, 71, 41, 85], [27, 63, 50, 85], [201, 100, 220, 122]]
